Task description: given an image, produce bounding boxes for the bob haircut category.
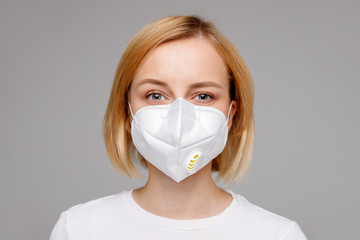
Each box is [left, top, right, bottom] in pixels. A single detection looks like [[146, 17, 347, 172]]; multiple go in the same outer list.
[[103, 15, 254, 183]]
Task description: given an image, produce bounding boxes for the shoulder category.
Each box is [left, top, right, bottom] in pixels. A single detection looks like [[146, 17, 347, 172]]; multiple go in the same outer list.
[[64, 190, 131, 220], [229, 190, 307, 239], [52, 191, 131, 231], [234, 192, 292, 224], [50, 190, 133, 239]]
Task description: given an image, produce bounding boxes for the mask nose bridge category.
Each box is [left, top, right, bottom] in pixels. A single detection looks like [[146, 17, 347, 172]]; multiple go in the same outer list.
[[161, 98, 197, 118], [160, 98, 198, 144], [162, 98, 187, 135]]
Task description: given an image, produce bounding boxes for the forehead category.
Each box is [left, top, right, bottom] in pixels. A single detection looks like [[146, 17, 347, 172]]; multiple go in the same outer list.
[[132, 37, 228, 86]]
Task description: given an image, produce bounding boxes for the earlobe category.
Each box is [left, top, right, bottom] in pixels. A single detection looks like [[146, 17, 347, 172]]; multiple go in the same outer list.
[[228, 100, 237, 130]]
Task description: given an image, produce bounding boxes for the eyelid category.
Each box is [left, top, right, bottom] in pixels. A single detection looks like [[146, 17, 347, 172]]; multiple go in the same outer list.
[[146, 90, 165, 96]]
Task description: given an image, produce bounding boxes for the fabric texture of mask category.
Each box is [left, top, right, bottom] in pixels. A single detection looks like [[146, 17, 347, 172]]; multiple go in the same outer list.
[[130, 98, 230, 182]]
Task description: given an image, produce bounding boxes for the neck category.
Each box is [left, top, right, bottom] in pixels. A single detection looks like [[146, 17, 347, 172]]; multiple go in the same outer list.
[[132, 162, 233, 219]]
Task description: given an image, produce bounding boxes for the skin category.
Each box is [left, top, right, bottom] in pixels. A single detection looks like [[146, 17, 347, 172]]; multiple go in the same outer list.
[[128, 37, 237, 219]]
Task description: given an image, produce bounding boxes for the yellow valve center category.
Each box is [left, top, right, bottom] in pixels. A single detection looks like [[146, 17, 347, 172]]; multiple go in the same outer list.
[[186, 151, 202, 173]]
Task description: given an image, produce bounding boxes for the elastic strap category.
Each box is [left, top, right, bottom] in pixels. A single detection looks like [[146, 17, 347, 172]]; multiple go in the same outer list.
[[226, 102, 233, 121], [128, 102, 135, 118]]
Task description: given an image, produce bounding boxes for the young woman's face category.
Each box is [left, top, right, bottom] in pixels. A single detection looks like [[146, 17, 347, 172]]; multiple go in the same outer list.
[[128, 37, 236, 125]]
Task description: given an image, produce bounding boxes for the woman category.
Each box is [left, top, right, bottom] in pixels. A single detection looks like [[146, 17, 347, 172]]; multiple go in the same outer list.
[[50, 16, 307, 239]]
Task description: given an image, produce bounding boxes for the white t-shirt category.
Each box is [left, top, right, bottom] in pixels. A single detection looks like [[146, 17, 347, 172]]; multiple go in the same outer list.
[[50, 190, 307, 240]]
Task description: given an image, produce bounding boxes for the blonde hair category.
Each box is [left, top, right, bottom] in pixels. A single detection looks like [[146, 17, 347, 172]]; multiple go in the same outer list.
[[103, 16, 254, 183]]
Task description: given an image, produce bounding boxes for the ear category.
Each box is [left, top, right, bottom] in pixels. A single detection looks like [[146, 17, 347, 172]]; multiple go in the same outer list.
[[228, 100, 237, 130]]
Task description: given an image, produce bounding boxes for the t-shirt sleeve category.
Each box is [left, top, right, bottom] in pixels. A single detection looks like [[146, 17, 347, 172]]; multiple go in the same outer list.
[[49, 212, 68, 240], [283, 222, 308, 240]]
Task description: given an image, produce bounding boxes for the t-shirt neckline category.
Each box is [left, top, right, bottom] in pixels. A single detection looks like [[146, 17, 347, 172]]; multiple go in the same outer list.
[[125, 189, 242, 231]]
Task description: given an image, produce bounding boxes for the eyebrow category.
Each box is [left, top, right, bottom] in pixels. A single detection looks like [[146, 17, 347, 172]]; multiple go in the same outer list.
[[136, 78, 224, 89], [136, 78, 168, 87], [189, 81, 223, 89]]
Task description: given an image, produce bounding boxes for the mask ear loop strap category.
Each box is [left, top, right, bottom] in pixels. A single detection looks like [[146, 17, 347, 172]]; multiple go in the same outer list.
[[221, 102, 233, 129], [226, 102, 233, 121], [128, 102, 136, 123]]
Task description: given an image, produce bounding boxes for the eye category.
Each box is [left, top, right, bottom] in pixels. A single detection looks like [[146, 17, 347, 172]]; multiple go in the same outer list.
[[195, 93, 213, 101], [147, 92, 165, 101]]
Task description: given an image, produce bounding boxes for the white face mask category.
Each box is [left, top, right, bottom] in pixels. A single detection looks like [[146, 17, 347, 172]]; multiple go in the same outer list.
[[129, 98, 231, 182]]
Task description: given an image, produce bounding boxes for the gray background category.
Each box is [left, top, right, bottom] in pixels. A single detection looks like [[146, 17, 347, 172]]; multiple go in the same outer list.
[[1, 0, 359, 239]]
